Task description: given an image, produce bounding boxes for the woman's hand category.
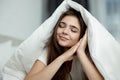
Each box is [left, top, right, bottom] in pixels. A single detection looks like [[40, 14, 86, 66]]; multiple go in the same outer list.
[[77, 29, 88, 54], [60, 41, 80, 62], [76, 29, 104, 80], [61, 29, 88, 62]]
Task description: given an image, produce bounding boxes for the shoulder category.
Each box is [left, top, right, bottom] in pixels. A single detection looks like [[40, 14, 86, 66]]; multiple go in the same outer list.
[[37, 48, 48, 65], [25, 60, 46, 79], [33, 60, 46, 69]]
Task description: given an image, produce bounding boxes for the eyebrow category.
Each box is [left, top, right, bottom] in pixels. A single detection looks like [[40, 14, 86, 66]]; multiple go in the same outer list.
[[59, 22, 66, 25], [70, 25, 79, 30]]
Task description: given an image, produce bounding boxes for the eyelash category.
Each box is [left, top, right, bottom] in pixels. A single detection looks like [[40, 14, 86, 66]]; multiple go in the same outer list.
[[71, 28, 78, 33], [58, 23, 78, 33], [59, 24, 65, 28]]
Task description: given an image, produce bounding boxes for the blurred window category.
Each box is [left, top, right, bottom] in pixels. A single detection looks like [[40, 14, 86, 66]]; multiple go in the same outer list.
[[106, 0, 120, 27]]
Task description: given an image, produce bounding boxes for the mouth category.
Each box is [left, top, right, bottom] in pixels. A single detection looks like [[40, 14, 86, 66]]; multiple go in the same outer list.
[[59, 35, 69, 41]]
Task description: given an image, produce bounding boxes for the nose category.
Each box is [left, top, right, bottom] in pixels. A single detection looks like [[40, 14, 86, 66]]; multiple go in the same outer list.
[[63, 27, 69, 35]]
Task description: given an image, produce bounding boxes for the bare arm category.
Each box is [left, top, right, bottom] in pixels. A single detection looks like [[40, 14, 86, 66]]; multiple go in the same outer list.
[[77, 51, 104, 80], [24, 56, 64, 80], [77, 30, 104, 80], [24, 42, 80, 80]]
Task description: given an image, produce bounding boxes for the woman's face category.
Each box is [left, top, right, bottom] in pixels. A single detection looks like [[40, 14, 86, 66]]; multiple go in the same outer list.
[[56, 15, 81, 47]]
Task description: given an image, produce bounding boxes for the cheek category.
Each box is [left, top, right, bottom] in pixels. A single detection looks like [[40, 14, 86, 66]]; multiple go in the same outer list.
[[56, 28, 61, 34], [71, 34, 80, 44]]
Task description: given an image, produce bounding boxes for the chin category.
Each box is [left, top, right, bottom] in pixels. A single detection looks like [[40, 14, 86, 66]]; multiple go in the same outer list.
[[61, 45, 70, 47], [59, 43, 72, 47], [57, 40, 73, 47]]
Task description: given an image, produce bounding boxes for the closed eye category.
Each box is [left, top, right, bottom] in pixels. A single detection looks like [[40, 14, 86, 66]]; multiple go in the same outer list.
[[71, 26, 79, 33], [58, 22, 66, 28], [71, 28, 78, 32]]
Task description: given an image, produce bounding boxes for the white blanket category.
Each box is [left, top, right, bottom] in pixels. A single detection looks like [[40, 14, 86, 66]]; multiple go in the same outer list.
[[1, 0, 120, 80]]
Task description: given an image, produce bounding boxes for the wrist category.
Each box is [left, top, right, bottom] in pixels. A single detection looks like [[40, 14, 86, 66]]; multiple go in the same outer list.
[[77, 50, 86, 57], [77, 50, 84, 54]]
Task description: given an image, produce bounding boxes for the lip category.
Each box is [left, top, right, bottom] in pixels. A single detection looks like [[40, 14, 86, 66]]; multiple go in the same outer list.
[[59, 36, 69, 41]]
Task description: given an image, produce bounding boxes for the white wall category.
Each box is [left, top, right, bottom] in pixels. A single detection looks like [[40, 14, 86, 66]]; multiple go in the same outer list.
[[0, 0, 44, 40]]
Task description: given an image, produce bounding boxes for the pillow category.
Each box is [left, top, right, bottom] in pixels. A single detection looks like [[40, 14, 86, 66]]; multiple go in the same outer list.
[[0, 41, 16, 79], [1, 0, 120, 80]]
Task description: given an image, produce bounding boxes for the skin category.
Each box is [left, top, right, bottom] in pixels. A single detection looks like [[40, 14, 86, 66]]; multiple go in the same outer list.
[[24, 15, 104, 80]]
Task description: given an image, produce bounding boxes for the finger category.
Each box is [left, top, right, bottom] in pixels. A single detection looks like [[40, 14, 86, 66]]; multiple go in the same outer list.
[[70, 42, 80, 52], [65, 41, 81, 56], [82, 29, 88, 44], [78, 29, 88, 50], [84, 29, 88, 39]]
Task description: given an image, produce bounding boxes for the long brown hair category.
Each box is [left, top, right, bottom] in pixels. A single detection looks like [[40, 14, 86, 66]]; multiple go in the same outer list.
[[45, 8, 88, 80]]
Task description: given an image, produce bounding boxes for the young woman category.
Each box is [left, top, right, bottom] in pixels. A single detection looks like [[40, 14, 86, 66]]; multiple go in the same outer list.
[[24, 8, 104, 80]]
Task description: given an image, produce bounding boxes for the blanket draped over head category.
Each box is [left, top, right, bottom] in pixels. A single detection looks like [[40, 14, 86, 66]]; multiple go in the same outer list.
[[1, 0, 120, 80]]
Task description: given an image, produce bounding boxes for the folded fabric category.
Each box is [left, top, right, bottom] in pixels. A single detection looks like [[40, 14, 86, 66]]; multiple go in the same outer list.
[[1, 0, 120, 80]]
